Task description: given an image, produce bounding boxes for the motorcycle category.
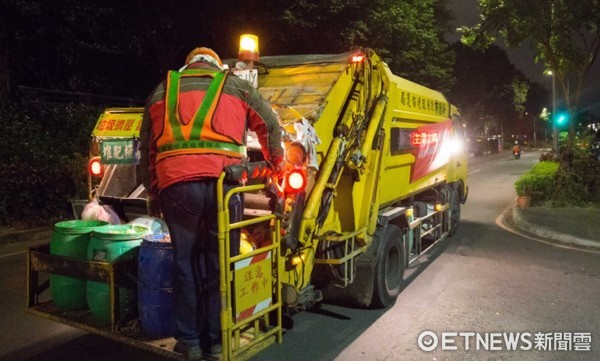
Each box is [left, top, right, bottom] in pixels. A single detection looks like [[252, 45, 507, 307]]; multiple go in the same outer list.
[[513, 149, 521, 159]]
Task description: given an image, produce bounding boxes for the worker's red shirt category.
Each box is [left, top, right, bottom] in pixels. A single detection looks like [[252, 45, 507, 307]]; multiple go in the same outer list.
[[140, 62, 283, 196]]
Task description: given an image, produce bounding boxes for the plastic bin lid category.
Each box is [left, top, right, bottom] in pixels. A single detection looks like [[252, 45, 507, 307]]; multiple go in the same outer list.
[[92, 224, 152, 240], [54, 220, 110, 234]]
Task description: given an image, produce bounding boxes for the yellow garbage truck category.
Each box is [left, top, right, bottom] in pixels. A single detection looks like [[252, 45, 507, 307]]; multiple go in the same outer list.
[[27, 36, 468, 360]]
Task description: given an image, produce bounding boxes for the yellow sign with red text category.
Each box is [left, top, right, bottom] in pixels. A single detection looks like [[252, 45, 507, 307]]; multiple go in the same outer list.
[[91, 108, 144, 138], [233, 251, 272, 322]]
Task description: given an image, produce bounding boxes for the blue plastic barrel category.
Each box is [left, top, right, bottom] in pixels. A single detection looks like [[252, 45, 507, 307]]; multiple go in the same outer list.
[[138, 234, 175, 338]]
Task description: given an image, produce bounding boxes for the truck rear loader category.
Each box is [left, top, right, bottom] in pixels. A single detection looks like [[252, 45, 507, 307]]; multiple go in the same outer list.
[[27, 35, 468, 360]]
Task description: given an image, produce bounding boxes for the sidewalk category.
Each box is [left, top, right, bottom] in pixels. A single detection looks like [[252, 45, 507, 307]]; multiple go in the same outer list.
[[504, 202, 600, 250]]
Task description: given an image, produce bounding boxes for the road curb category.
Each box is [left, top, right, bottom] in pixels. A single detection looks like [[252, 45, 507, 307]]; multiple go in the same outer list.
[[502, 200, 600, 250]]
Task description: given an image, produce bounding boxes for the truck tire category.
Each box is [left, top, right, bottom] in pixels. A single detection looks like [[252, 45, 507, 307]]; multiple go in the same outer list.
[[371, 225, 405, 308], [449, 188, 460, 237]]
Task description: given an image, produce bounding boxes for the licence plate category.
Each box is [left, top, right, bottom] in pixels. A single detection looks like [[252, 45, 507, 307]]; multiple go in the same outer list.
[[233, 69, 258, 88]]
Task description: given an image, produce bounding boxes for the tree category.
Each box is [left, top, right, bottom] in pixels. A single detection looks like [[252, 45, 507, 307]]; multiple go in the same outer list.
[[449, 43, 530, 138], [459, 0, 600, 162], [242, 0, 456, 92], [0, 0, 161, 99], [351, 0, 456, 92]]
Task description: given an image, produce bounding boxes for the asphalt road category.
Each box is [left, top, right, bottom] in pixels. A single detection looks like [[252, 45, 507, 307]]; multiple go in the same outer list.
[[1, 149, 599, 361]]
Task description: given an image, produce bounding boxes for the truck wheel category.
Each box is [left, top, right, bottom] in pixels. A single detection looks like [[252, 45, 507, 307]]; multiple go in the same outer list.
[[372, 225, 405, 308], [449, 188, 460, 237]]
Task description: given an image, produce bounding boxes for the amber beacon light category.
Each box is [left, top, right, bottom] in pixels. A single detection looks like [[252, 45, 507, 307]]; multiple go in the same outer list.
[[238, 34, 260, 62]]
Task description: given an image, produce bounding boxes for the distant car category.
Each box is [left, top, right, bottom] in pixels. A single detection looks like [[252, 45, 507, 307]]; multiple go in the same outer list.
[[487, 138, 500, 154], [467, 137, 487, 156]]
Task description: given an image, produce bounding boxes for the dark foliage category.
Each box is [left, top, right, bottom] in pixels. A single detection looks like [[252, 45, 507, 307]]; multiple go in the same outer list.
[[0, 101, 99, 226], [1, 0, 456, 99], [552, 138, 600, 206], [515, 137, 600, 207]]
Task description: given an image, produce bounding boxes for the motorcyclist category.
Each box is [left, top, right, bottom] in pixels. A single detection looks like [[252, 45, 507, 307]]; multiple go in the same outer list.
[[512, 141, 521, 156]]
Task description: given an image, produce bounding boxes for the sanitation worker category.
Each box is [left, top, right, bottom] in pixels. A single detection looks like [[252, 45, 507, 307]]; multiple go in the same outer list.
[[140, 47, 283, 361]]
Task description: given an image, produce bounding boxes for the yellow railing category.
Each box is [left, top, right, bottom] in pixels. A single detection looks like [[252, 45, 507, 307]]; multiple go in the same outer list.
[[216, 173, 283, 361]]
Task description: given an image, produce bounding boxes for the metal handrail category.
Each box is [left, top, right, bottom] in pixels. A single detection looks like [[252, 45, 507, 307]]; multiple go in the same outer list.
[[216, 173, 283, 361]]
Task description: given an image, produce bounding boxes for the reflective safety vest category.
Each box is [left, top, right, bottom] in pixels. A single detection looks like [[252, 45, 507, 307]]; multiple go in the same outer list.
[[156, 69, 246, 161]]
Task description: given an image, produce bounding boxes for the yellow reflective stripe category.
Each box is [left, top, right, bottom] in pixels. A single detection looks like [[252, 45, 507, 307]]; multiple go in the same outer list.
[[190, 71, 227, 140], [158, 140, 246, 154]]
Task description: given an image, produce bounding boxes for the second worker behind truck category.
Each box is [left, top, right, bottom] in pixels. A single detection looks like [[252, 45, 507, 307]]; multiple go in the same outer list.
[[139, 47, 284, 361]]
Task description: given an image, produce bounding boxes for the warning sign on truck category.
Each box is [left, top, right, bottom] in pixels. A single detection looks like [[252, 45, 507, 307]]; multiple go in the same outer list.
[[92, 109, 143, 138], [234, 250, 272, 322]]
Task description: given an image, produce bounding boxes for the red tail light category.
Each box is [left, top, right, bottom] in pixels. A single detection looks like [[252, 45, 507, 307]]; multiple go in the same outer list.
[[88, 157, 104, 178], [285, 170, 306, 193]]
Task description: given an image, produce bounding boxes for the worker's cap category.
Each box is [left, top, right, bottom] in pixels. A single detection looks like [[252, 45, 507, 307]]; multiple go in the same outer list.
[[185, 47, 223, 68]]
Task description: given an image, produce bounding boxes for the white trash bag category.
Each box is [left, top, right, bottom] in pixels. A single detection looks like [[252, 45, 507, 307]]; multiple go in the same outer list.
[[81, 199, 123, 224]]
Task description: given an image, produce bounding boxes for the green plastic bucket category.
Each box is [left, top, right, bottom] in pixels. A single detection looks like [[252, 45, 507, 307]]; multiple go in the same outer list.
[[86, 224, 150, 323], [49, 220, 110, 310]]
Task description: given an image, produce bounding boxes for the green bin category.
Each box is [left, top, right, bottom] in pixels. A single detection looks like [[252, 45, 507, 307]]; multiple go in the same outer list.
[[49, 220, 109, 310], [86, 224, 150, 323]]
